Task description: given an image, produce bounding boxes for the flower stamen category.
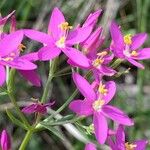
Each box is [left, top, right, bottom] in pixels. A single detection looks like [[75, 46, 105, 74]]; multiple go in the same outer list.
[[56, 36, 66, 48], [92, 58, 104, 67], [98, 83, 108, 95], [92, 100, 105, 111], [131, 50, 138, 57], [125, 142, 137, 150], [124, 34, 132, 45], [59, 22, 72, 31]]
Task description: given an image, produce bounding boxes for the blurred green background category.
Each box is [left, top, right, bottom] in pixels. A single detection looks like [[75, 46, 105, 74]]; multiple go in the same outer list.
[[0, 0, 150, 149]]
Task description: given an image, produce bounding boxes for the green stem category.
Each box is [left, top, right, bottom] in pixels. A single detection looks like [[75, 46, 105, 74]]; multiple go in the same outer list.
[[19, 130, 34, 150], [7, 69, 30, 129], [41, 58, 58, 103]]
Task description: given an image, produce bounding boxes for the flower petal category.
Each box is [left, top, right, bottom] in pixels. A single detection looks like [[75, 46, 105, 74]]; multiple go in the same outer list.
[[134, 140, 148, 150], [131, 33, 147, 50], [102, 105, 134, 126], [38, 45, 61, 61], [83, 10, 102, 28], [69, 99, 93, 116], [22, 104, 37, 114], [72, 73, 96, 100], [24, 29, 53, 45], [62, 47, 90, 68], [66, 26, 93, 45], [107, 137, 116, 150], [19, 70, 41, 87], [93, 112, 108, 144], [7, 58, 37, 70], [98, 66, 116, 76], [0, 30, 23, 57], [115, 125, 125, 149], [127, 58, 144, 69], [110, 21, 124, 58], [0, 65, 6, 86], [132, 48, 150, 60], [48, 7, 65, 40], [103, 81, 116, 104], [20, 52, 39, 62], [84, 143, 97, 150]]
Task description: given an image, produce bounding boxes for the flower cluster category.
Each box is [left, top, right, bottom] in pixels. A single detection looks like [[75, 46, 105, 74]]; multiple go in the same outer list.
[[0, 7, 150, 149]]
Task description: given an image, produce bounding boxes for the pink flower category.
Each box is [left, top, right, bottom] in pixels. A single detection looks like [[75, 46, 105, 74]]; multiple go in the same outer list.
[[82, 9, 102, 29], [0, 30, 37, 86], [8, 16, 41, 87], [22, 101, 54, 114], [108, 125, 148, 150], [24, 7, 92, 68], [0, 130, 11, 150], [69, 73, 134, 144], [110, 21, 150, 69], [84, 143, 96, 150]]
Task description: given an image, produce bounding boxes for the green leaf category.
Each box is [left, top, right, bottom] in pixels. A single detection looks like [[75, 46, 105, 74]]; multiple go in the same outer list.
[[55, 114, 74, 122], [40, 123, 64, 141], [0, 87, 8, 96], [6, 109, 27, 130]]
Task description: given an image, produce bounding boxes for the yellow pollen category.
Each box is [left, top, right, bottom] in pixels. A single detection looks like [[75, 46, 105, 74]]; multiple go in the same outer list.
[[125, 142, 137, 150], [3, 57, 13, 61], [92, 58, 104, 67], [98, 83, 108, 95], [124, 34, 132, 45], [92, 100, 105, 111], [59, 22, 72, 31], [56, 36, 66, 48], [131, 50, 138, 57], [97, 51, 108, 57], [18, 44, 26, 52]]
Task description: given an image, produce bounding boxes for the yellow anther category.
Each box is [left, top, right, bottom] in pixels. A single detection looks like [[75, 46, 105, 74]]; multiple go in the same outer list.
[[18, 44, 26, 52], [131, 50, 138, 57], [59, 22, 72, 31], [56, 36, 66, 48], [124, 34, 132, 45], [97, 51, 108, 57], [92, 100, 105, 111], [3, 57, 13, 61], [98, 83, 108, 95], [92, 58, 104, 67], [125, 142, 137, 150]]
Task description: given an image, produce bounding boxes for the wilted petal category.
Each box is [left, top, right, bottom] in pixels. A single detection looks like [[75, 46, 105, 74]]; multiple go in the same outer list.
[[84, 143, 97, 150], [62, 47, 90, 68], [69, 99, 93, 116], [7, 58, 37, 70], [93, 112, 108, 144], [38, 45, 61, 61], [103, 81, 116, 104], [24, 29, 53, 45], [127, 58, 144, 69], [48, 7, 65, 40], [0, 10, 15, 25], [102, 105, 134, 126], [134, 140, 148, 150], [131, 33, 147, 50], [72, 73, 96, 100], [0, 65, 6, 86], [66, 26, 93, 45], [19, 70, 41, 87], [0, 30, 23, 57], [22, 104, 37, 114]]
